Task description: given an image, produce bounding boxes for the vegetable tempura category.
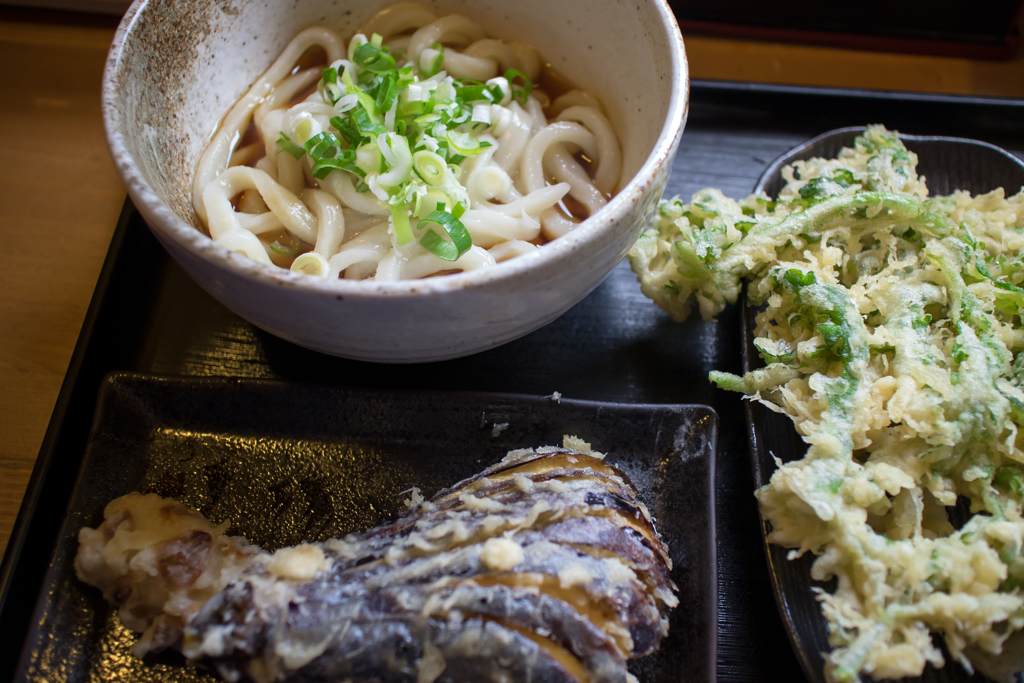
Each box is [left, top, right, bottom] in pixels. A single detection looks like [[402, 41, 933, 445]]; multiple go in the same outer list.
[[629, 126, 1024, 682]]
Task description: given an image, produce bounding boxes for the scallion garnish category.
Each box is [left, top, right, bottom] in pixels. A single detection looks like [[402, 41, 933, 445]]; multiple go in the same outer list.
[[352, 106, 385, 136], [445, 131, 485, 157], [391, 203, 414, 245], [398, 100, 426, 118], [330, 115, 366, 147], [375, 71, 398, 112], [504, 69, 533, 105], [353, 41, 397, 75], [304, 131, 339, 159], [415, 189, 452, 218], [276, 133, 305, 160], [397, 65, 415, 88], [418, 208, 472, 261], [311, 150, 362, 180], [455, 83, 501, 104], [274, 31, 540, 269], [421, 42, 445, 78], [269, 236, 303, 256], [319, 66, 343, 104], [413, 150, 447, 187]]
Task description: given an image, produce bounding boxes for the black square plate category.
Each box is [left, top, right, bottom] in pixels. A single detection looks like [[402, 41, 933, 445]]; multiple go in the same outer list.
[[17, 372, 717, 683]]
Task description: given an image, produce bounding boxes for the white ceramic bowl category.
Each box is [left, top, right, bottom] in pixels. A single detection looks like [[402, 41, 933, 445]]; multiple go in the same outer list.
[[103, 0, 688, 362]]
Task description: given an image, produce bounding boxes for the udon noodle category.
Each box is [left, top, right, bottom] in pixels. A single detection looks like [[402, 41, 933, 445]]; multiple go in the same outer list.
[[192, 3, 622, 281]]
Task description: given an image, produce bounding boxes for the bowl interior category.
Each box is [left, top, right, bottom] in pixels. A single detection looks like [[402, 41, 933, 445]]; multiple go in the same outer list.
[[109, 0, 683, 244]]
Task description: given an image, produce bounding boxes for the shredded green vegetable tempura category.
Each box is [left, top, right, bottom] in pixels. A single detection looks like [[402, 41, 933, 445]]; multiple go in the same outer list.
[[629, 126, 1024, 682]]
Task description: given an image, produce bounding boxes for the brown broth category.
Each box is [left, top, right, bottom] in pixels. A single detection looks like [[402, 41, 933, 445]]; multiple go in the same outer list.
[[288, 79, 321, 108], [559, 194, 590, 221], [292, 45, 327, 74], [260, 228, 312, 269], [537, 63, 576, 103]]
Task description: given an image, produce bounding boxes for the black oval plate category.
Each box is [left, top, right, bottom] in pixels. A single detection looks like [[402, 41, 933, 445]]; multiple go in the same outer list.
[[744, 128, 1024, 683]]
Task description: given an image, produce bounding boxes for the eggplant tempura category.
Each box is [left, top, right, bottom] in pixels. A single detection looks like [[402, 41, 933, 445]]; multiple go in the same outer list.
[[75, 444, 677, 683]]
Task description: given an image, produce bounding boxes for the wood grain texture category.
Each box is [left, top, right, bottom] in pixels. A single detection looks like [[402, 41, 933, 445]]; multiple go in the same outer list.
[[686, 34, 1024, 98], [0, 12, 124, 558], [0, 4, 1023, 563]]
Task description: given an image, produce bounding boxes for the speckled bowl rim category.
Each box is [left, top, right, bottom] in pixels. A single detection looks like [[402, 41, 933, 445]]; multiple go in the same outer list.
[[103, 0, 689, 298]]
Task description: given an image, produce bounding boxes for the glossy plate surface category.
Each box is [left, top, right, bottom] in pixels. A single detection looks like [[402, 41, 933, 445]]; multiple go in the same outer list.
[[17, 373, 717, 683], [744, 127, 1024, 683]]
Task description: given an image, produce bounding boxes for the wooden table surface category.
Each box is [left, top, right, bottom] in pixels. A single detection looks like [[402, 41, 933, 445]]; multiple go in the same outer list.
[[1, 6, 1023, 561]]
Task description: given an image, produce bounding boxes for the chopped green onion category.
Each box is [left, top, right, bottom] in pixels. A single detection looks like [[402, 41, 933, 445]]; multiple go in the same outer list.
[[324, 84, 343, 104], [304, 131, 339, 160], [471, 103, 492, 125], [269, 236, 303, 256], [353, 41, 397, 75], [413, 150, 447, 187], [397, 65, 416, 89], [352, 105, 386, 135], [449, 109, 472, 126], [421, 42, 445, 78], [348, 33, 367, 62], [504, 68, 533, 105], [456, 83, 500, 103], [398, 101, 425, 118], [303, 28, 510, 255], [433, 139, 449, 160], [375, 71, 398, 113], [415, 111, 442, 127], [341, 64, 358, 92], [391, 203, 414, 245], [311, 149, 363, 180], [446, 130, 486, 156], [357, 67, 379, 88], [294, 130, 365, 180], [331, 115, 366, 147], [414, 189, 451, 218], [276, 133, 305, 160], [356, 142, 383, 176], [291, 252, 328, 276], [418, 209, 472, 261], [355, 91, 381, 121], [319, 66, 343, 104]]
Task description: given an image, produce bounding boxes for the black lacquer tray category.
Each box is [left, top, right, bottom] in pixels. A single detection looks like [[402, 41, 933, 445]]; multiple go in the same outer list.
[[2, 81, 1023, 683]]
